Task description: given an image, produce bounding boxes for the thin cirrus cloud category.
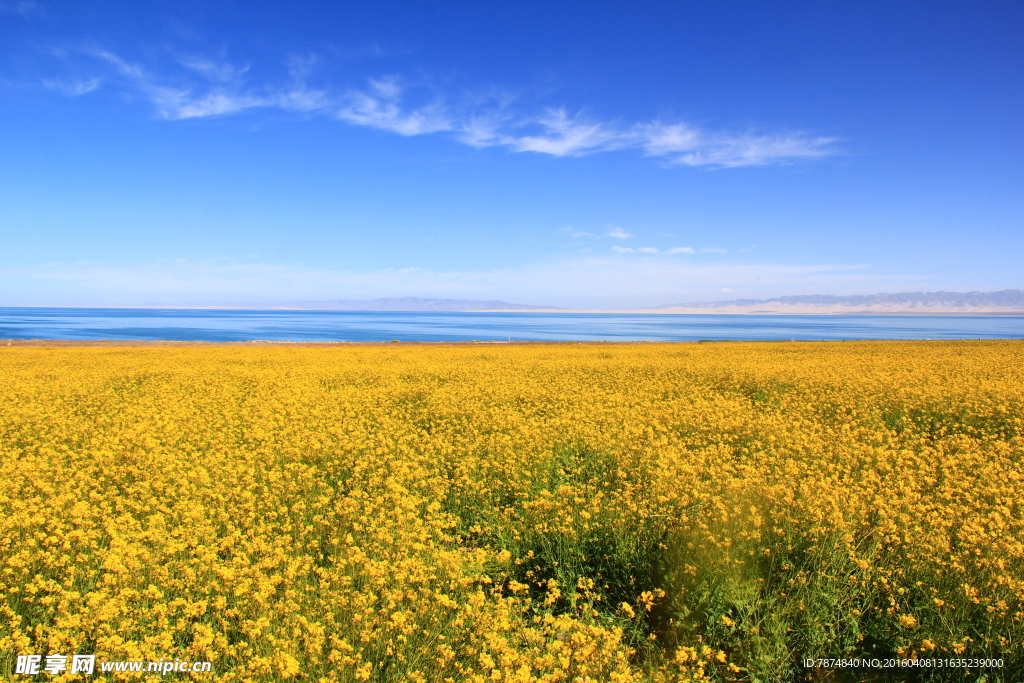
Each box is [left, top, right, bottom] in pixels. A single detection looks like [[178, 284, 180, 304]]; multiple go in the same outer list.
[[558, 227, 596, 238], [49, 48, 839, 168], [41, 76, 102, 96], [617, 246, 724, 256]]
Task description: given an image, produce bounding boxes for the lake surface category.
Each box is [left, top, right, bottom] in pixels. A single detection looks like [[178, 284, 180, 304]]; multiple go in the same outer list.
[[1, 307, 1021, 342]]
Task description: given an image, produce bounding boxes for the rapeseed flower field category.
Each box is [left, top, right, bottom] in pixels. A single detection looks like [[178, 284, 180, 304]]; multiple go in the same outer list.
[[0, 340, 1021, 682]]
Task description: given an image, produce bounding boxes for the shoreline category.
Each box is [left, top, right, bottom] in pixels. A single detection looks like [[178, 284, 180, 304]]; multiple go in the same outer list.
[[0, 339, 703, 347], [2, 338, 1020, 348]]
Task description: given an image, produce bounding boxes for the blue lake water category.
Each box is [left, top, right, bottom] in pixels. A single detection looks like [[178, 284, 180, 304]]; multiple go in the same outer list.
[[1, 307, 1021, 342]]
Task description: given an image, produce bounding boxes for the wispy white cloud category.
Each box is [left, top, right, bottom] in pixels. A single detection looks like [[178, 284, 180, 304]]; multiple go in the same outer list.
[[616, 246, 729, 256], [51, 47, 839, 168], [665, 133, 835, 168], [635, 121, 835, 167], [335, 76, 453, 135], [558, 226, 596, 238], [86, 48, 146, 80], [608, 227, 632, 239], [178, 55, 250, 83], [3, 257, 904, 309], [501, 108, 625, 156], [80, 48, 330, 120], [611, 246, 634, 254], [43, 77, 103, 96], [637, 122, 701, 156]]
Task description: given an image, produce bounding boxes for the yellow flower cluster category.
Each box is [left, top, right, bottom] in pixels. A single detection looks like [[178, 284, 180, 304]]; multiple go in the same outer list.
[[0, 340, 1021, 681]]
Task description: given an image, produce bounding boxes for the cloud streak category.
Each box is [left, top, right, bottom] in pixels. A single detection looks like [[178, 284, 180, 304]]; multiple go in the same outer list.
[[51, 48, 838, 168]]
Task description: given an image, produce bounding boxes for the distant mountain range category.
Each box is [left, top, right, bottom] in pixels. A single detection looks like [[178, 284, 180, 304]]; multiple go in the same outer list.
[[642, 289, 1024, 314], [277, 290, 1024, 314], [280, 297, 562, 312]]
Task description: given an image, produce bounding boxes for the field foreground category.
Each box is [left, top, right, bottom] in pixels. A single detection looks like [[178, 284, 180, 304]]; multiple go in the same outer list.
[[1, 341, 1022, 682]]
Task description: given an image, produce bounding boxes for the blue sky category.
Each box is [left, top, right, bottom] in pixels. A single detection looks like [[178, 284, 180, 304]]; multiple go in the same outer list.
[[1, 0, 1021, 308]]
